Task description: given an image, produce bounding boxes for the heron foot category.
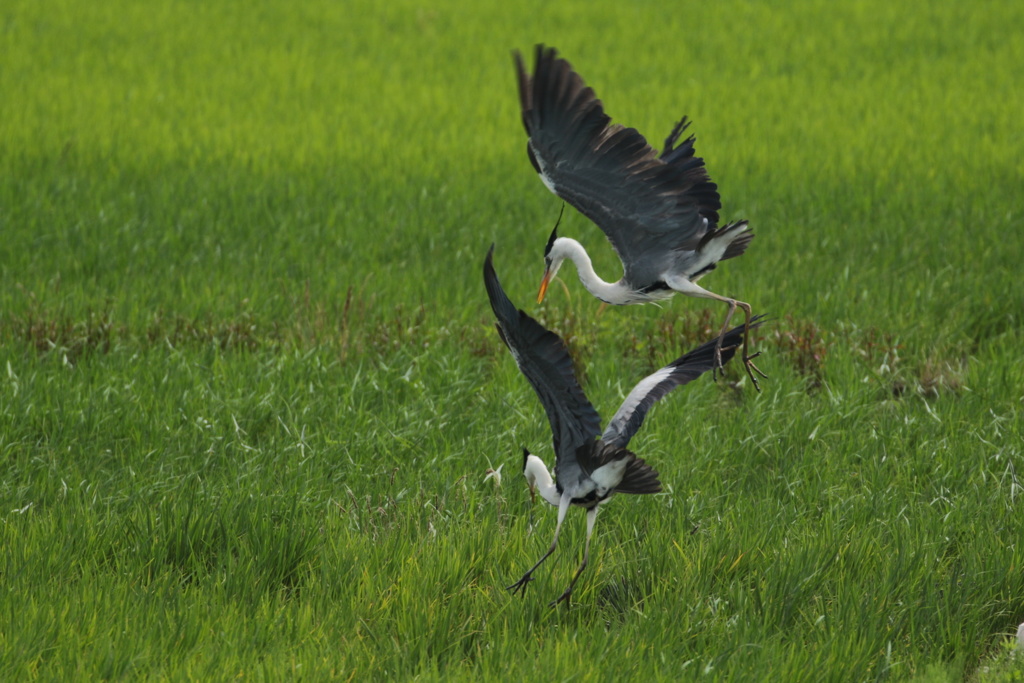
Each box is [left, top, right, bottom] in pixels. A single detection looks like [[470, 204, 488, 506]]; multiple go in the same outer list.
[[742, 351, 767, 392], [712, 337, 728, 383], [506, 573, 535, 597], [549, 588, 572, 608]]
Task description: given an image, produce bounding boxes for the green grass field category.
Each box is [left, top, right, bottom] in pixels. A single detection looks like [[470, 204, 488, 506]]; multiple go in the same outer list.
[[3, 0, 1023, 679]]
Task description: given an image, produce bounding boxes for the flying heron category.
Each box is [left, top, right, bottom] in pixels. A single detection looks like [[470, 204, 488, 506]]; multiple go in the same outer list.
[[514, 44, 765, 390], [484, 244, 763, 607]]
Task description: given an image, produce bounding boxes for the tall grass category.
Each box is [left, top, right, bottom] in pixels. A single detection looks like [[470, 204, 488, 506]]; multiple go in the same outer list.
[[2, 0, 1023, 679]]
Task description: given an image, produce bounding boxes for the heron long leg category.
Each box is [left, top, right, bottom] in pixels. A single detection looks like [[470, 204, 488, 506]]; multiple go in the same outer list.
[[712, 298, 739, 380], [664, 276, 766, 390], [550, 505, 598, 608], [508, 491, 572, 596], [715, 298, 767, 391]]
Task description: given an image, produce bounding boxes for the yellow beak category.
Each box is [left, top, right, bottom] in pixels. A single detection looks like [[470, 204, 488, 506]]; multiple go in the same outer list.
[[537, 270, 551, 303]]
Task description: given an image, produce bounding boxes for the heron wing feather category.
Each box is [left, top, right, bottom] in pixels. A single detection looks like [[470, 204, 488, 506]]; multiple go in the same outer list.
[[485, 246, 603, 466], [601, 316, 766, 448], [572, 441, 662, 496], [515, 45, 721, 284]]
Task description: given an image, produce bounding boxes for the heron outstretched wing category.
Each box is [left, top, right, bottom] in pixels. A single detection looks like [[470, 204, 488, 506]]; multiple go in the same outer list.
[[515, 44, 721, 283], [601, 316, 767, 449], [484, 246, 603, 463]]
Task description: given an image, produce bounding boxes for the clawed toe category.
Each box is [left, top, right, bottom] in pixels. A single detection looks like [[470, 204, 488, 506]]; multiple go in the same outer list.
[[548, 589, 572, 608], [506, 575, 534, 596], [712, 342, 727, 382], [742, 352, 768, 392]]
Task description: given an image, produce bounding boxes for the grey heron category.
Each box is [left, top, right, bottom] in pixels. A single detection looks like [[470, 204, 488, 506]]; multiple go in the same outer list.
[[484, 244, 763, 607], [514, 44, 765, 390]]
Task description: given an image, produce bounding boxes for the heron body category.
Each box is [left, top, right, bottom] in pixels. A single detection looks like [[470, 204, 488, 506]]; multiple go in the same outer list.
[[542, 222, 751, 306], [485, 245, 763, 606], [515, 44, 764, 388]]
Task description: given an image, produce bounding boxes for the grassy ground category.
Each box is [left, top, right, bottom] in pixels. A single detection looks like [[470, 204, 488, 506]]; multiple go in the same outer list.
[[2, 0, 1024, 679]]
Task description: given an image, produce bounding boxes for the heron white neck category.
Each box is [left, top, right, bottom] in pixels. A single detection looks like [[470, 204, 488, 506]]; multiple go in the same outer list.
[[551, 238, 632, 305], [524, 454, 561, 507]]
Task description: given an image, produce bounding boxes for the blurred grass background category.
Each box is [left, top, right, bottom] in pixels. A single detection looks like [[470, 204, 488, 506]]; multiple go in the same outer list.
[[2, 0, 1023, 679]]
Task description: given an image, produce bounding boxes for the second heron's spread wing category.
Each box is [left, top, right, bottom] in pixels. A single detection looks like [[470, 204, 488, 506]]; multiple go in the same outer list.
[[515, 45, 720, 280], [484, 246, 602, 461], [601, 316, 767, 448]]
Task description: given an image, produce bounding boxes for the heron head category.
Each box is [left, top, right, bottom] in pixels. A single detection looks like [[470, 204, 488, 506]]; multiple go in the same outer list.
[[543, 222, 559, 259], [537, 226, 563, 303]]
